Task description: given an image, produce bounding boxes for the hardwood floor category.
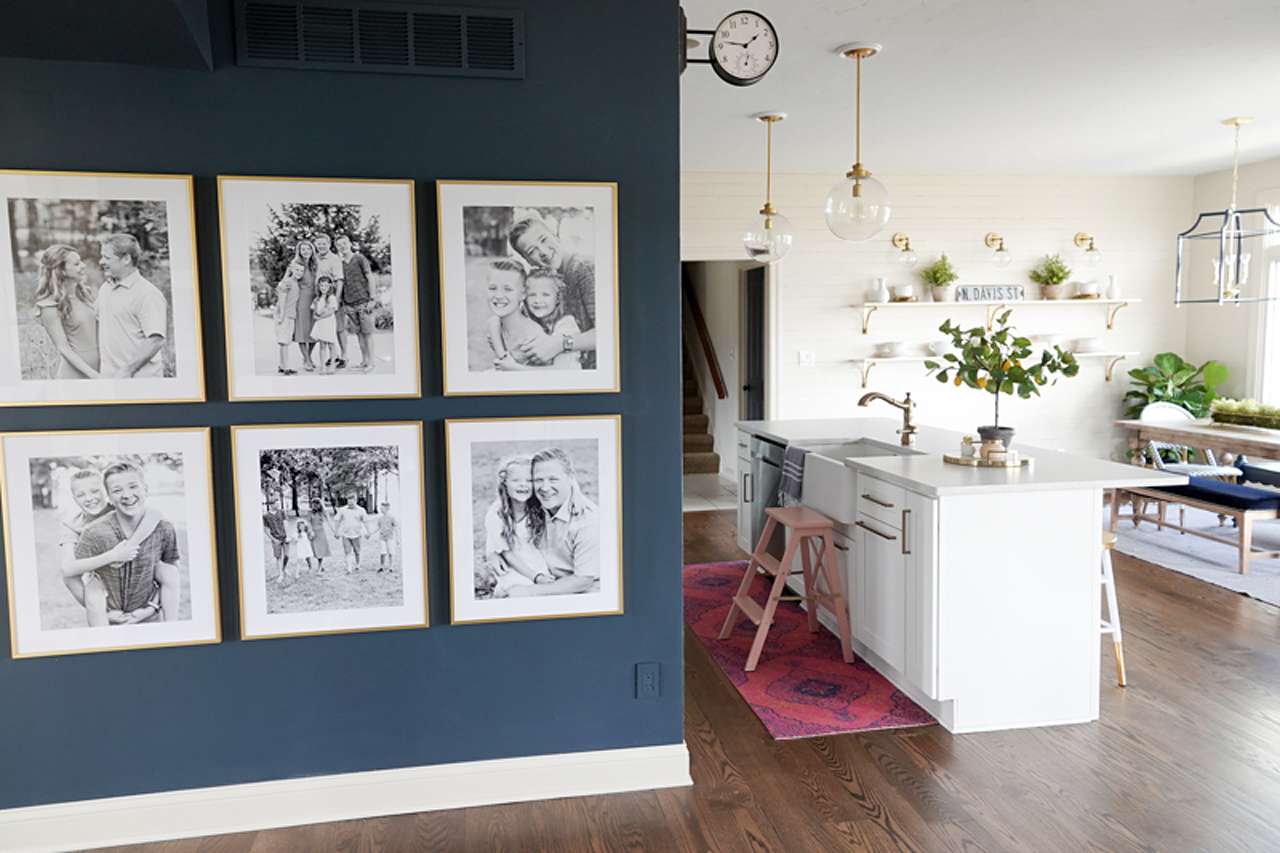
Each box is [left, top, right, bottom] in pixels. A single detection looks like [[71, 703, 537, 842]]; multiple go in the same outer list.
[[112, 509, 1280, 852]]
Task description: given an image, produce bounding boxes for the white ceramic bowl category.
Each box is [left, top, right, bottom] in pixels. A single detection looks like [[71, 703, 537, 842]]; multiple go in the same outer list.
[[1074, 280, 1100, 296], [873, 341, 904, 358], [1072, 336, 1103, 354], [891, 284, 915, 301]]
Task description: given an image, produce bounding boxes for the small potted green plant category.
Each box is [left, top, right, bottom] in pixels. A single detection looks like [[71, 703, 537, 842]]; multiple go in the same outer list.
[[919, 253, 959, 302], [1030, 253, 1071, 300], [924, 310, 1079, 447]]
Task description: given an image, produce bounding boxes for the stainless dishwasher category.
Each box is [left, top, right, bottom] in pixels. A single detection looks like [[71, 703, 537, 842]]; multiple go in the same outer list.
[[747, 435, 787, 557]]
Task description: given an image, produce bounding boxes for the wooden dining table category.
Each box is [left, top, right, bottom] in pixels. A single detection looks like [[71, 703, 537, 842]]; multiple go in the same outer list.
[[1114, 418, 1280, 463]]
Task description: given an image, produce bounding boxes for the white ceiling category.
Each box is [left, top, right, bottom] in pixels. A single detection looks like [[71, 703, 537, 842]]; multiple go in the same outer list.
[[680, 0, 1280, 176]]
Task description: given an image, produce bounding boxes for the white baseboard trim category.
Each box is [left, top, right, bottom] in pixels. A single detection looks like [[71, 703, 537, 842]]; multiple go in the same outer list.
[[0, 741, 692, 853]]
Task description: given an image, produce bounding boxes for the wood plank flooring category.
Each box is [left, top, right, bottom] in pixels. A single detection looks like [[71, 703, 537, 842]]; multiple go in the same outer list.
[[111, 509, 1280, 852]]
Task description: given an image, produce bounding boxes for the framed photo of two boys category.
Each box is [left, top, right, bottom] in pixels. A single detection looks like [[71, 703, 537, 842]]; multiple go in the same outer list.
[[436, 180, 620, 396]]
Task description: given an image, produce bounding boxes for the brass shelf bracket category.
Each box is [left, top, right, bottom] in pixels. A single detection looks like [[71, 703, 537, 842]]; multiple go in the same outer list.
[[1106, 301, 1128, 330], [985, 303, 1009, 330], [858, 360, 876, 388], [860, 304, 878, 334], [1105, 354, 1127, 382]]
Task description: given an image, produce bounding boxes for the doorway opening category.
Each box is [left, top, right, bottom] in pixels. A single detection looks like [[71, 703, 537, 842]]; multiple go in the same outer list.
[[680, 260, 771, 513]]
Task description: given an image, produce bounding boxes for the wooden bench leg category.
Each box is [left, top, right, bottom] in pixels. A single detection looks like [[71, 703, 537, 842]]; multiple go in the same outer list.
[[1238, 513, 1253, 575], [1109, 488, 1122, 532]]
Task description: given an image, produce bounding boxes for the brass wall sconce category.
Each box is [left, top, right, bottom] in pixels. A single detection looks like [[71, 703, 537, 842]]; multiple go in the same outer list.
[[985, 232, 1012, 268], [1074, 232, 1102, 266], [891, 232, 917, 268]]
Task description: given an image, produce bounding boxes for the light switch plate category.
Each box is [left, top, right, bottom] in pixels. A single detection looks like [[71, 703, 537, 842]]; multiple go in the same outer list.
[[797, 350, 816, 367]]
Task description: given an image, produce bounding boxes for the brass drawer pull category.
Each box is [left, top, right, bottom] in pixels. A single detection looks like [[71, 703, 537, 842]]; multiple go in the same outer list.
[[861, 493, 894, 509], [902, 508, 912, 555], [855, 520, 897, 541], [833, 541, 850, 552]]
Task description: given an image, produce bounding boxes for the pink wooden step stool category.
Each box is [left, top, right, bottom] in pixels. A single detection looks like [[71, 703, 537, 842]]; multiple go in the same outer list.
[[718, 506, 854, 672]]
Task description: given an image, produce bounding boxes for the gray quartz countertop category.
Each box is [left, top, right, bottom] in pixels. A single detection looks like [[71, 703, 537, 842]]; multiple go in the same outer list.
[[736, 418, 1186, 496]]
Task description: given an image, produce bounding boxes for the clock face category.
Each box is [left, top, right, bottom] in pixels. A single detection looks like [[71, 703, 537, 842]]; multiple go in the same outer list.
[[709, 10, 778, 86]]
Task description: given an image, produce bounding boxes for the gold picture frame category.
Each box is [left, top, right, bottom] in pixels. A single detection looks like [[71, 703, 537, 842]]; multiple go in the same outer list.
[[230, 421, 430, 640], [0, 168, 207, 407], [216, 175, 422, 402], [445, 413, 623, 625], [0, 426, 221, 659], [436, 180, 621, 396]]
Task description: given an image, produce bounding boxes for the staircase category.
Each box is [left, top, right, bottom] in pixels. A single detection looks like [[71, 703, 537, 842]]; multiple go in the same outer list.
[[683, 347, 720, 475]]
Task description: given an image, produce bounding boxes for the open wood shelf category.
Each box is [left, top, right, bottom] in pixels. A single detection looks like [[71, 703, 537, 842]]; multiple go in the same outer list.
[[855, 298, 1141, 333], [848, 351, 1138, 388]]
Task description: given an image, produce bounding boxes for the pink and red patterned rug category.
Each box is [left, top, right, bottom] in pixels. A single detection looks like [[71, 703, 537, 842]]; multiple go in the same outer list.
[[684, 561, 935, 740]]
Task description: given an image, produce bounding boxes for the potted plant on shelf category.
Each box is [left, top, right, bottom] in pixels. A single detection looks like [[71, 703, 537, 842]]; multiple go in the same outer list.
[[1030, 253, 1071, 300], [924, 310, 1079, 447], [919, 253, 959, 302], [1122, 352, 1228, 419]]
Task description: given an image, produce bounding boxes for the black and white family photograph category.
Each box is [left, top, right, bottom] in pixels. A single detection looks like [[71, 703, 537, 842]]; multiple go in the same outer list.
[[446, 415, 622, 624], [0, 170, 204, 406], [0, 428, 220, 658], [471, 438, 601, 600], [218, 177, 420, 401], [438, 181, 619, 395], [232, 422, 427, 639]]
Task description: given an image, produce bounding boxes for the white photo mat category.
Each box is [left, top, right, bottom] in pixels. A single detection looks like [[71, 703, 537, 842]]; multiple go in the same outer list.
[[0, 428, 220, 658], [218, 176, 421, 401], [446, 415, 622, 624], [231, 422, 428, 639], [0, 170, 205, 406], [437, 181, 619, 395]]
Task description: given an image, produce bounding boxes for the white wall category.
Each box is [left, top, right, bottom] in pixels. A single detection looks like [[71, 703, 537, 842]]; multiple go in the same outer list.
[[686, 260, 750, 478], [682, 172, 1192, 457], [1183, 155, 1280, 399]]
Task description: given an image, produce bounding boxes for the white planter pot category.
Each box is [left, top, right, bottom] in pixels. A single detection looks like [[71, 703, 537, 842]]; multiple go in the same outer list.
[[1040, 283, 1069, 300], [931, 285, 955, 302]]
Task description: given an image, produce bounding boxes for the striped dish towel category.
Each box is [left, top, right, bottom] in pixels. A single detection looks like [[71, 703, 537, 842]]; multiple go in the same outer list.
[[778, 445, 809, 504]]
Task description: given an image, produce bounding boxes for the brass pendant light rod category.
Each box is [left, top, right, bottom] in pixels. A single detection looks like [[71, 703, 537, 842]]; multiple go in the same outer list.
[[1222, 116, 1253, 213], [753, 112, 785, 218], [837, 42, 880, 182]]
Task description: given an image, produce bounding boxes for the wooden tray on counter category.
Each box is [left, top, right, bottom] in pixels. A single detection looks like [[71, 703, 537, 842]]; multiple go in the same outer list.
[[943, 453, 1033, 468]]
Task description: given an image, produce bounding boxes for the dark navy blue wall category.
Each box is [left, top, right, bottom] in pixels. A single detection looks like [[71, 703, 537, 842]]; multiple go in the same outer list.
[[0, 0, 682, 810]]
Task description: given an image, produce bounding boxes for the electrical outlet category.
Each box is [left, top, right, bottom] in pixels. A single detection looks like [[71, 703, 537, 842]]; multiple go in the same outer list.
[[635, 662, 661, 700], [797, 349, 816, 367]]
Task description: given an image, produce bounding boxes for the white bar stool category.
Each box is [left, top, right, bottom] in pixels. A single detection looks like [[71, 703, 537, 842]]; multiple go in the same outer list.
[[1101, 531, 1127, 686]]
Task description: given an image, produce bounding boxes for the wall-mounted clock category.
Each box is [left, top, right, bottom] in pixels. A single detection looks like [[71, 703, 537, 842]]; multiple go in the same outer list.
[[682, 8, 779, 87]]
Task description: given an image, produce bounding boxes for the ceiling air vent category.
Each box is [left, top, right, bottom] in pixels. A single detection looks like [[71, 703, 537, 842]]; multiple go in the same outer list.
[[235, 1, 524, 79]]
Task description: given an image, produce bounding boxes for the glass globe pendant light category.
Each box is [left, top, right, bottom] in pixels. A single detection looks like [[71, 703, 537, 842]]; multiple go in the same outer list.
[[743, 112, 794, 262], [825, 42, 891, 242]]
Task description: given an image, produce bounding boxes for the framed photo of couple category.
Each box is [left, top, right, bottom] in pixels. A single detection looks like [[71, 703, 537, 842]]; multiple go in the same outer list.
[[0, 427, 221, 658], [217, 176, 421, 401], [445, 414, 623, 625], [0, 169, 206, 407], [230, 421, 429, 640], [437, 180, 620, 396]]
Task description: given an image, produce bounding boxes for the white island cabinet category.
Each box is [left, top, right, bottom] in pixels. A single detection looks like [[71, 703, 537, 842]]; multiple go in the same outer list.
[[736, 418, 1183, 734]]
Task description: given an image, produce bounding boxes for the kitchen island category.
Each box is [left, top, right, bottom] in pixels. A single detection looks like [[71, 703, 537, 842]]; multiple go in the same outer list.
[[734, 417, 1183, 733]]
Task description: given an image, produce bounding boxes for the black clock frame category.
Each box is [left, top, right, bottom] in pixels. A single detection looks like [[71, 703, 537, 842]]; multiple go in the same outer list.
[[682, 8, 778, 88]]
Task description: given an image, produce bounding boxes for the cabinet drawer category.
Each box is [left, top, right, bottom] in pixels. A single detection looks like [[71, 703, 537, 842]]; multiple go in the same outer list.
[[736, 432, 751, 463], [857, 475, 907, 529]]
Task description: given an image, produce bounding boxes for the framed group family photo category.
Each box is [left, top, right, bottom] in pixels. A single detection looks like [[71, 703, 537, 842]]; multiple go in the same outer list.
[[0, 427, 220, 658], [0, 169, 205, 407], [445, 414, 622, 625], [437, 180, 619, 396], [230, 421, 428, 640], [218, 176, 421, 401]]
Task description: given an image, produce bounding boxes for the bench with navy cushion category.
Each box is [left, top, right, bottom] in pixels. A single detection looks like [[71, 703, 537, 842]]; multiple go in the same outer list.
[[1114, 475, 1280, 574], [1236, 458, 1280, 489], [1152, 477, 1280, 511]]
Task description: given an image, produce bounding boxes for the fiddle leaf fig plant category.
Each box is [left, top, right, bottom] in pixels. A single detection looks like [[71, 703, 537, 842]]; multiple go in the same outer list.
[[1122, 352, 1228, 419], [1029, 253, 1071, 287], [924, 310, 1079, 430], [918, 253, 959, 288]]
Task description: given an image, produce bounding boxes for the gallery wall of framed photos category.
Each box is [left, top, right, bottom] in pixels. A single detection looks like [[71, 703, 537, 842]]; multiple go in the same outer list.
[[0, 0, 683, 816]]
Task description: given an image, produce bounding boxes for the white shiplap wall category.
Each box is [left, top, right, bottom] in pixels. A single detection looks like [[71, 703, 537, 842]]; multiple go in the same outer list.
[[682, 172, 1193, 456]]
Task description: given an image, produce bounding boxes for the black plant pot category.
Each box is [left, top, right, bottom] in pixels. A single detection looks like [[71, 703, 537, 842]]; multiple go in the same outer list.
[[977, 425, 1015, 448]]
